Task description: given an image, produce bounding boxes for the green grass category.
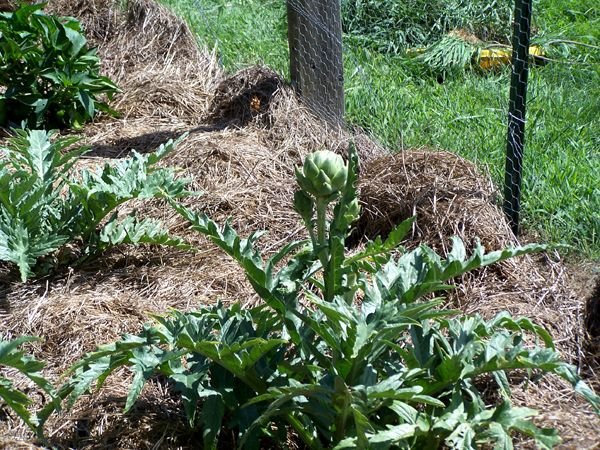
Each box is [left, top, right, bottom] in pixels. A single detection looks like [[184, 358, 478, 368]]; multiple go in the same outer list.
[[158, 0, 599, 258], [160, 0, 289, 73]]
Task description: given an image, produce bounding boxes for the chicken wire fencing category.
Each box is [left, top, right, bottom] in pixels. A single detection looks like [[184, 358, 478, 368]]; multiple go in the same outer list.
[[504, 0, 533, 236], [287, 0, 345, 126], [193, 0, 536, 235]]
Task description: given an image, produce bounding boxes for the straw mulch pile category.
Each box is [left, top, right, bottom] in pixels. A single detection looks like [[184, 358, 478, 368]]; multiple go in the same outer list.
[[1, 0, 598, 448]]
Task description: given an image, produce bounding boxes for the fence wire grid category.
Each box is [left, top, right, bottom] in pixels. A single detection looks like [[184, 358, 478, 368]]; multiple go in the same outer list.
[[192, 0, 557, 237], [504, 0, 533, 235]]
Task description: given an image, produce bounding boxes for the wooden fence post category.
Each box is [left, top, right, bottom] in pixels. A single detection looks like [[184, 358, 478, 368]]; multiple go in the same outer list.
[[286, 0, 344, 126]]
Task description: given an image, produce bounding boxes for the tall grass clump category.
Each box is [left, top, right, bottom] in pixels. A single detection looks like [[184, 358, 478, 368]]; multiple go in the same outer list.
[[158, 0, 289, 73], [341, 0, 513, 53]]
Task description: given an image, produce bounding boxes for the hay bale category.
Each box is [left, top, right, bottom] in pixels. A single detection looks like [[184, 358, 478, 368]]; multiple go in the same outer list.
[[0, 438, 41, 450], [45, 0, 121, 44]]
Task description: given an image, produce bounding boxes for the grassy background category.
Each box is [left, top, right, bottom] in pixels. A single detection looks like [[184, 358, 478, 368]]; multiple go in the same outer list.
[[159, 0, 599, 258]]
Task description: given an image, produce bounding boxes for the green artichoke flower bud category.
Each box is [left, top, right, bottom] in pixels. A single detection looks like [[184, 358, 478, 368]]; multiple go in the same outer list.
[[295, 151, 348, 199]]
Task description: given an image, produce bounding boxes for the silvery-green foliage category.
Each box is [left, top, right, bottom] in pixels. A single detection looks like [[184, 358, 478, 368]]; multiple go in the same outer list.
[[0, 129, 190, 281]]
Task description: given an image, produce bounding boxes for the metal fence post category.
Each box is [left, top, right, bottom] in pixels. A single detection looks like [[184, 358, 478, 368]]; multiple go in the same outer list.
[[504, 0, 533, 235], [286, 0, 345, 126]]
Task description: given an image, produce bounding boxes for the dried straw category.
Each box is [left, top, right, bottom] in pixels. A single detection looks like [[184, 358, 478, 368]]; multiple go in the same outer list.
[[1, 0, 598, 448]]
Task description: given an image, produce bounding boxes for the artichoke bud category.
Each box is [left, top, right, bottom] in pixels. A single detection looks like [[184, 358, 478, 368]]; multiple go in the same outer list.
[[294, 190, 314, 222], [330, 169, 347, 190], [317, 171, 333, 194], [296, 150, 348, 198]]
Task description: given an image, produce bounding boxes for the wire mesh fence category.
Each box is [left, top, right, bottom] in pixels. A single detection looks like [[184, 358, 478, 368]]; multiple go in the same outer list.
[[503, 0, 533, 236], [187, 0, 597, 242], [286, 0, 534, 235], [287, 0, 344, 125]]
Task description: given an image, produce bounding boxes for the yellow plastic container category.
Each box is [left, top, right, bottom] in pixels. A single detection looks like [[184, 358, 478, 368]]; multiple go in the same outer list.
[[478, 45, 545, 70]]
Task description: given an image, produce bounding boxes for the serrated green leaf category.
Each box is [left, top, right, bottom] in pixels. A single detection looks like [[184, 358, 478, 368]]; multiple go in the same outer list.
[[345, 217, 414, 270], [0, 336, 55, 433], [0, 378, 38, 430], [0, 129, 189, 280], [99, 215, 191, 250], [484, 422, 513, 450], [124, 369, 147, 413], [368, 423, 420, 444], [446, 422, 476, 450]]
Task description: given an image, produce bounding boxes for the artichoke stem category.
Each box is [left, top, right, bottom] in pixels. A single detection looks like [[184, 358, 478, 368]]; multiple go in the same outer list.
[[306, 219, 318, 253], [315, 197, 329, 269]]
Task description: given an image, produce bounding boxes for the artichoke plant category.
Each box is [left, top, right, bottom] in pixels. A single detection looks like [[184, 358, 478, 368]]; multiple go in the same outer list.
[[294, 150, 356, 298], [295, 150, 348, 200]]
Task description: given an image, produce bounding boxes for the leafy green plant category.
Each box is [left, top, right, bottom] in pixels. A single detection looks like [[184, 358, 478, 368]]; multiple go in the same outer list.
[[48, 147, 599, 448], [0, 128, 190, 281], [417, 35, 478, 73], [0, 336, 55, 436], [0, 3, 118, 129]]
